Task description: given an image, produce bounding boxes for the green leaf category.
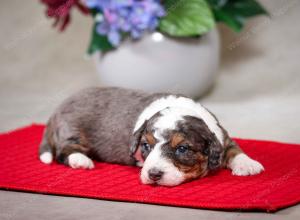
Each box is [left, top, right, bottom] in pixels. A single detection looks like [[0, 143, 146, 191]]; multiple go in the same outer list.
[[226, 0, 268, 17], [87, 23, 114, 55], [212, 9, 244, 32], [207, 0, 268, 32], [89, 8, 99, 17], [159, 0, 215, 37]]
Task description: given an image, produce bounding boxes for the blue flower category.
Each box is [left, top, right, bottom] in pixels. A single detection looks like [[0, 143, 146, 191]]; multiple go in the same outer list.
[[85, 0, 165, 47]]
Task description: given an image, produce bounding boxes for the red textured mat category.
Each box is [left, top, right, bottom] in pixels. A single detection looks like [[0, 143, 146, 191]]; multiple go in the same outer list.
[[0, 124, 300, 212]]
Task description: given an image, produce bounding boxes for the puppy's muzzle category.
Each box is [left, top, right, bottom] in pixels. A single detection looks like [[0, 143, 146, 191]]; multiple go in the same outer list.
[[148, 168, 164, 181]]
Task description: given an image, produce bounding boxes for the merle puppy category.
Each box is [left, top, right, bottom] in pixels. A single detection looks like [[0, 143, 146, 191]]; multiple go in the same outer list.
[[39, 87, 264, 186]]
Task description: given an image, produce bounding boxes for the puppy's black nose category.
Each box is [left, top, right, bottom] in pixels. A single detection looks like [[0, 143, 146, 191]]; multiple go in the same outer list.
[[148, 168, 164, 181]]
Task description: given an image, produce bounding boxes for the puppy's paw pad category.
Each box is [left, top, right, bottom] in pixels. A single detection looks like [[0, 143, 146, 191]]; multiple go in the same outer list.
[[230, 153, 264, 176], [68, 153, 94, 169]]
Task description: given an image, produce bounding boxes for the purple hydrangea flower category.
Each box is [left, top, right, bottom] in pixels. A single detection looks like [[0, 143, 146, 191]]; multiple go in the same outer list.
[[85, 0, 165, 47]]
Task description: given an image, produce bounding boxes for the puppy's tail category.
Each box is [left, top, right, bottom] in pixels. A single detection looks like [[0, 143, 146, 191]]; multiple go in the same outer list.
[[39, 126, 54, 164]]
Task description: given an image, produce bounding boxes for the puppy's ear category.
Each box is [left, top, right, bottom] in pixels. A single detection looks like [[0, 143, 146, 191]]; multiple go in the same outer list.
[[205, 138, 224, 170], [129, 120, 147, 157]]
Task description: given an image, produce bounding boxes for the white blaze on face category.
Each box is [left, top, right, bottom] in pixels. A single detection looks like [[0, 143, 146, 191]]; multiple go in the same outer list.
[[133, 95, 223, 145], [141, 142, 185, 186]]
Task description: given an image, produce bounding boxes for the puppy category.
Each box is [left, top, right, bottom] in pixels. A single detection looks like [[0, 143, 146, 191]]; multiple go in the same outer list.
[[39, 87, 264, 186]]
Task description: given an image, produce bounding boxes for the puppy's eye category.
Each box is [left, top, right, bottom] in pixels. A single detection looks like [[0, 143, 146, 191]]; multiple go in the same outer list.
[[176, 144, 189, 154], [141, 142, 151, 151]]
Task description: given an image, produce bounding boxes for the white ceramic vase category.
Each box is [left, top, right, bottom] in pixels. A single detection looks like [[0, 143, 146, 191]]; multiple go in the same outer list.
[[94, 28, 220, 98]]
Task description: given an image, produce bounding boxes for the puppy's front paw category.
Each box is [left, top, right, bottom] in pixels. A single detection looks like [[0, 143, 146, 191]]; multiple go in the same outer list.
[[229, 153, 264, 176], [68, 153, 94, 169]]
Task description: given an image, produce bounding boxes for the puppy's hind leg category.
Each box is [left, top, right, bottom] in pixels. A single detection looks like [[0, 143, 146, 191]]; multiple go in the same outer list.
[[224, 140, 264, 176], [39, 123, 55, 164], [39, 133, 54, 164], [67, 152, 94, 169], [56, 135, 94, 170]]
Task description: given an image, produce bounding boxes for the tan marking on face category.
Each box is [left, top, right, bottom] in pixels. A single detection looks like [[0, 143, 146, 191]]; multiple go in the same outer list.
[[145, 133, 156, 146], [174, 153, 208, 183], [170, 133, 185, 148]]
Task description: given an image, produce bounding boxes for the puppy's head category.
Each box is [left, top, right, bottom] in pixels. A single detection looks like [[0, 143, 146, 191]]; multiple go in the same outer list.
[[130, 107, 224, 186]]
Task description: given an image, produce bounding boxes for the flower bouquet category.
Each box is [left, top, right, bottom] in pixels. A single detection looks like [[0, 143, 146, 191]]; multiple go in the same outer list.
[[41, 0, 267, 54]]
